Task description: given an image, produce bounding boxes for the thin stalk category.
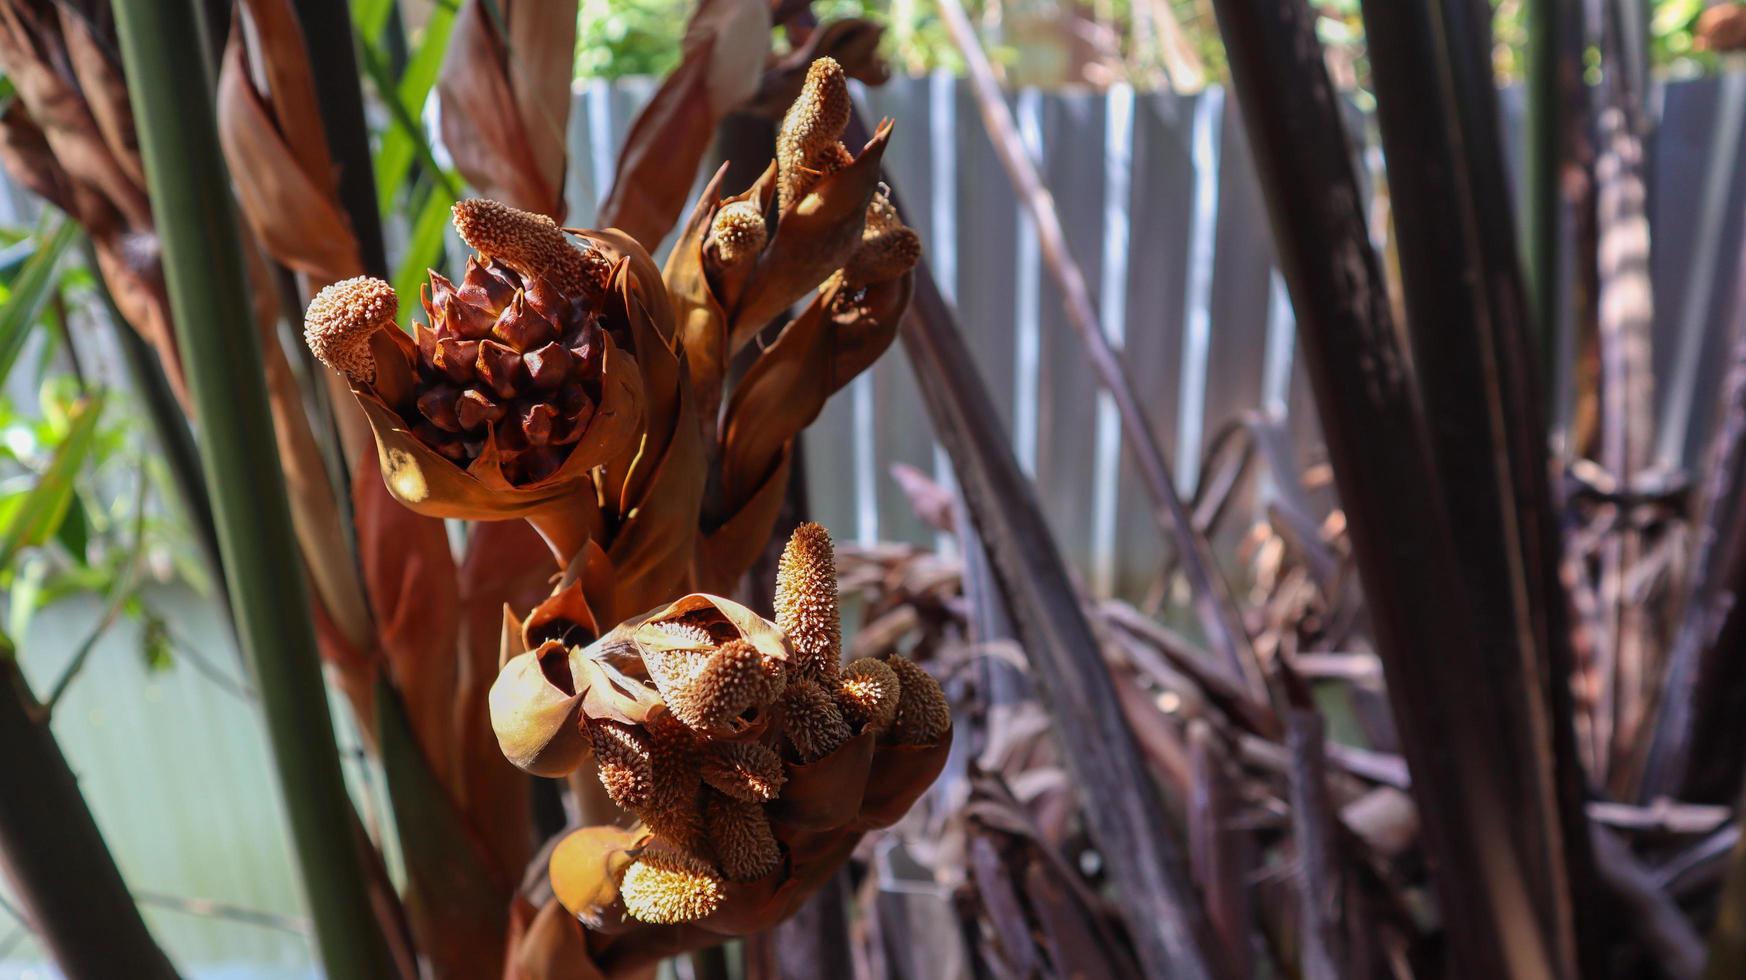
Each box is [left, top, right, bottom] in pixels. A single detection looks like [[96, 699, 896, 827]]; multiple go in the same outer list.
[[1204, 0, 1575, 975], [89, 242, 227, 605], [935, 0, 1263, 699], [1525, 0, 1569, 393], [0, 655, 179, 980], [111, 2, 394, 977], [850, 114, 1220, 980]]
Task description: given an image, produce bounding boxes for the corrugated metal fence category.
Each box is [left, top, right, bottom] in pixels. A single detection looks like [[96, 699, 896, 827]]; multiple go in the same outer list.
[[564, 71, 1746, 603]]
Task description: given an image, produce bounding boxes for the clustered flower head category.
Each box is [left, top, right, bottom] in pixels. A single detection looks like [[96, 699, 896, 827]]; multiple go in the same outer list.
[[602, 522, 947, 926], [303, 200, 641, 494], [492, 523, 952, 930]]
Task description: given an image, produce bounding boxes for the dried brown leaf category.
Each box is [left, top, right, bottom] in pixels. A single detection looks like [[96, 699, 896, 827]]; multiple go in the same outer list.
[[438, 0, 560, 216]]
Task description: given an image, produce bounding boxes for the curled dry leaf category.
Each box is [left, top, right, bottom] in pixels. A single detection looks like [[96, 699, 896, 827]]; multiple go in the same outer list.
[[216, 0, 360, 280], [743, 19, 891, 119], [438, 0, 573, 218], [597, 0, 772, 247]]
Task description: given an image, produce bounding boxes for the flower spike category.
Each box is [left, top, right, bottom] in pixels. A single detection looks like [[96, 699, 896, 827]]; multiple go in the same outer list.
[[619, 844, 724, 924], [775, 522, 842, 680], [304, 276, 396, 383]]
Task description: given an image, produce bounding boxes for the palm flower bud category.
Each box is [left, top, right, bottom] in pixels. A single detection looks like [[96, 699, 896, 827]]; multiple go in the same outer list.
[[707, 200, 768, 267], [888, 655, 951, 746], [698, 740, 786, 802], [843, 193, 921, 287], [777, 58, 853, 210], [704, 793, 781, 881], [619, 843, 724, 925], [781, 678, 851, 762], [304, 276, 397, 383], [836, 657, 900, 734], [587, 719, 653, 810]]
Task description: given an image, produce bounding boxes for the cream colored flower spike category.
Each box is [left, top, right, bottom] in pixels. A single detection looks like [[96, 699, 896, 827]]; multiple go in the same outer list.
[[450, 198, 610, 291], [775, 522, 841, 680], [303, 276, 396, 383]]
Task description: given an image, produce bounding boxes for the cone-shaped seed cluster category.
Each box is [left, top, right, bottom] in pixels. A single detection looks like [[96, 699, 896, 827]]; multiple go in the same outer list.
[[304, 201, 618, 486]]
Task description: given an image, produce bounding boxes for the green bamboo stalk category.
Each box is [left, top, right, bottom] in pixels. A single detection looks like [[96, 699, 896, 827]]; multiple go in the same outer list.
[[109, 2, 394, 977]]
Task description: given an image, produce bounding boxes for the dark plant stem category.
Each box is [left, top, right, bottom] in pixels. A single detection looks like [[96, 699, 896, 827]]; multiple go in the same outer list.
[[1358, 0, 1602, 974], [852, 111, 1219, 980], [0, 656, 179, 980], [289, 0, 389, 278], [111, 1, 394, 976], [1642, 301, 1746, 804], [1205, 0, 1580, 975]]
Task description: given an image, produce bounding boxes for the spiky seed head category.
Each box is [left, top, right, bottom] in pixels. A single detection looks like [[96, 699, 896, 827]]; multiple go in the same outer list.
[[777, 58, 852, 210], [619, 844, 724, 924], [837, 657, 900, 734], [643, 620, 717, 649], [708, 200, 768, 266], [641, 714, 707, 849], [699, 740, 787, 802], [775, 522, 841, 680], [690, 640, 776, 728], [304, 276, 396, 383], [588, 720, 653, 811], [888, 656, 951, 745], [704, 794, 781, 882], [782, 678, 851, 762], [451, 199, 609, 293]]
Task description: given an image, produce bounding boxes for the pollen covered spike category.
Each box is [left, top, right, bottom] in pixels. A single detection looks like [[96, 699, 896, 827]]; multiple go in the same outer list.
[[777, 58, 852, 210], [451, 199, 610, 293], [588, 720, 654, 811], [699, 740, 787, 802], [619, 844, 724, 925], [708, 200, 769, 266], [776, 522, 842, 680], [304, 276, 397, 383]]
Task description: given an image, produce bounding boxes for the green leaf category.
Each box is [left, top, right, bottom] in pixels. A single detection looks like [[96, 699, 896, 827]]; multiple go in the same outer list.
[[392, 189, 454, 325], [140, 611, 172, 672], [0, 219, 79, 387], [53, 489, 89, 563], [0, 394, 104, 570], [371, 5, 457, 208], [350, 0, 394, 38]]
